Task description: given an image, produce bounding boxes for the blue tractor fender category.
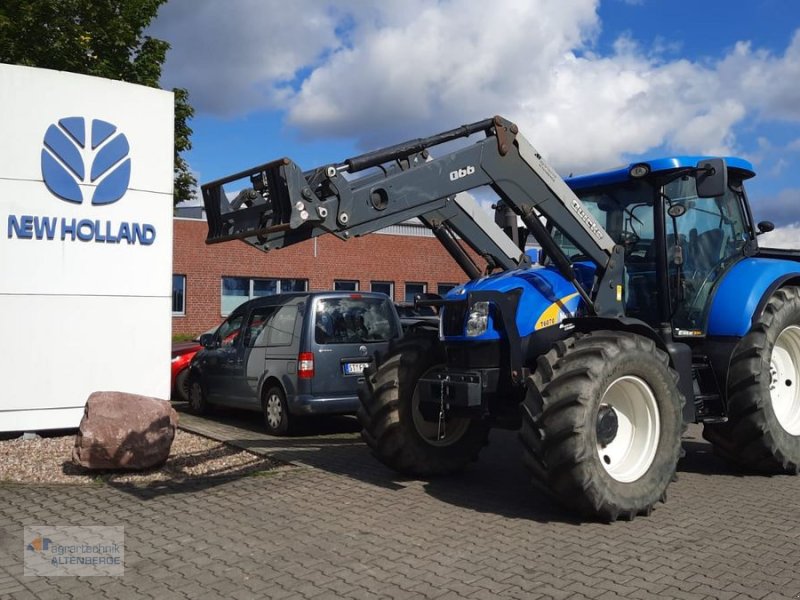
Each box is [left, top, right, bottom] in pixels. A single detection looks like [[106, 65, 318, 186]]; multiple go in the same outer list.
[[707, 257, 800, 337]]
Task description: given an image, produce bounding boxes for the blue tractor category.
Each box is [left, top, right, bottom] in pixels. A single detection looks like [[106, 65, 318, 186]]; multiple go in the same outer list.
[[201, 116, 800, 520]]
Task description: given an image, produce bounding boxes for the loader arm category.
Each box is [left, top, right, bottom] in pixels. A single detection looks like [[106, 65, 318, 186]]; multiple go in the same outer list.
[[201, 116, 626, 316]]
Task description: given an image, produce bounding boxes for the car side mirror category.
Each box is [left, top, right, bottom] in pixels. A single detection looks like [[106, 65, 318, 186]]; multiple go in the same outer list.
[[757, 220, 775, 235], [198, 333, 216, 348], [696, 158, 728, 198]]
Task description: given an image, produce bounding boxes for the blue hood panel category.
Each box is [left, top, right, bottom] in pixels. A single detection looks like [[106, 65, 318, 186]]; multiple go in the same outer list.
[[444, 264, 593, 340]]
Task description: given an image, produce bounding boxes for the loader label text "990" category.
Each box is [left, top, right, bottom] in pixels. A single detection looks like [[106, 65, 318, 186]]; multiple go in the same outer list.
[[449, 165, 475, 181]]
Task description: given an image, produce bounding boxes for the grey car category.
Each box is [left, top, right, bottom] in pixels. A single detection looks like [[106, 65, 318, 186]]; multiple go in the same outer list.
[[186, 291, 402, 435]]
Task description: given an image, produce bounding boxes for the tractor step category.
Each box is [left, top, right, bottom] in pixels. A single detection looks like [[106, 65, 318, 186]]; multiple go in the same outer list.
[[692, 358, 727, 421]]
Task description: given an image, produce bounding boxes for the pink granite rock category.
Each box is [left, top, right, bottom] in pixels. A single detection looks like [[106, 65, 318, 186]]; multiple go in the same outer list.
[[72, 392, 178, 470]]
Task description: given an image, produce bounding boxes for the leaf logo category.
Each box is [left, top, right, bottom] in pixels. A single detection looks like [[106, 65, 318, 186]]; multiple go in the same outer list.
[[41, 117, 131, 205]]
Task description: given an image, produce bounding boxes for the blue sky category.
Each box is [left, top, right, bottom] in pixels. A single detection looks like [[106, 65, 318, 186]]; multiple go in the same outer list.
[[150, 0, 800, 240]]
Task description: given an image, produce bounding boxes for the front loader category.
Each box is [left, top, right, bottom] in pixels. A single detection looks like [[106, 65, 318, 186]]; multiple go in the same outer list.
[[201, 116, 800, 521]]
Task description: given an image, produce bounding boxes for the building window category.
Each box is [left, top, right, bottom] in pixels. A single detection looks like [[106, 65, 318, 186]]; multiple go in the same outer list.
[[404, 282, 426, 303], [252, 279, 277, 297], [334, 280, 359, 291], [172, 275, 186, 315], [371, 281, 394, 299], [221, 277, 307, 316], [438, 283, 458, 296]]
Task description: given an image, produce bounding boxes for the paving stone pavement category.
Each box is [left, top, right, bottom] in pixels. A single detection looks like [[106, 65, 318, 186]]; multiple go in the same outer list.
[[1, 406, 800, 600]]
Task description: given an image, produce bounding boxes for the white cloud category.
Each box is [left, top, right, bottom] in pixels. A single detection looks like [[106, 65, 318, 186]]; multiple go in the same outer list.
[[760, 223, 800, 248], [282, 4, 753, 172], [717, 33, 800, 123], [148, 0, 352, 115], [150, 1, 800, 175], [286, 0, 600, 149]]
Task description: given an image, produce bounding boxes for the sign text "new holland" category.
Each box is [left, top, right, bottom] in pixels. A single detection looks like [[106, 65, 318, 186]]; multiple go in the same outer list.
[[7, 215, 156, 245]]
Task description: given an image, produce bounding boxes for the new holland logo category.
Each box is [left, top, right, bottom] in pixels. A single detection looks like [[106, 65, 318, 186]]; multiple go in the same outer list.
[[41, 117, 131, 205], [6, 116, 155, 245]]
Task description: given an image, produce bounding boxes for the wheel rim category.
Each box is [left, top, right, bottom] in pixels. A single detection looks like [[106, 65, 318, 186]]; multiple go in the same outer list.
[[411, 369, 470, 447], [596, 375, 661, 483], [265, 394, 283, 430], [769, 326, 800, 435]]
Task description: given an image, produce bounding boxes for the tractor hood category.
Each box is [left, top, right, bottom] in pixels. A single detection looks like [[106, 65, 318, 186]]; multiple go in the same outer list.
[[442, 262, 596, 341]]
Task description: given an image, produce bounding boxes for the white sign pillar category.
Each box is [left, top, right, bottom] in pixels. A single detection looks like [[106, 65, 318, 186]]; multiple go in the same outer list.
[[0, 64, 174, 431]]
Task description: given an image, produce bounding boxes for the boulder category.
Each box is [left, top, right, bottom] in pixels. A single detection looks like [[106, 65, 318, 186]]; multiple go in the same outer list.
[[73, 391, 178, 470]]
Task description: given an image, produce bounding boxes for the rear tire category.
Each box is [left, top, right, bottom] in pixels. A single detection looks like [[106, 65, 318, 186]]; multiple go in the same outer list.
[[263, 385, 291, 436], [704, 286, 800, 473], [357, 332, 489, 476], [520, 331, 684, 521]]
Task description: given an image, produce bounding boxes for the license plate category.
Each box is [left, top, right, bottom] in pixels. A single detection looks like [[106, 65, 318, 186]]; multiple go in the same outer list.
[[343, 362, 369, 375]]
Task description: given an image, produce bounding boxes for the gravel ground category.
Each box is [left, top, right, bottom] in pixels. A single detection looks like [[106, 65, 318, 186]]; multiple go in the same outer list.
[[0, 429, 282, 485]]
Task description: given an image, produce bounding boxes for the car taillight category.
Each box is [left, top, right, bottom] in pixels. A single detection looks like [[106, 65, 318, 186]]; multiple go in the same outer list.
[[298, 352, 315, 379]]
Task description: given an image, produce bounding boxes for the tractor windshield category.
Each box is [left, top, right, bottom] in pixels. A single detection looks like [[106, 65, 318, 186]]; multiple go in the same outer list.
[[552, 179, 659, 323], [663, 175, 750, 332]]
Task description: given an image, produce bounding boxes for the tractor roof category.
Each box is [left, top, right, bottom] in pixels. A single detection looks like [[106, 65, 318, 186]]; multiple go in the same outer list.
[[565, 155, 756, 191]]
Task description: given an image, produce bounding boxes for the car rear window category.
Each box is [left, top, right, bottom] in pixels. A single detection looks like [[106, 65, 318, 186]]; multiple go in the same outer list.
[[314, 297, 398, 344]]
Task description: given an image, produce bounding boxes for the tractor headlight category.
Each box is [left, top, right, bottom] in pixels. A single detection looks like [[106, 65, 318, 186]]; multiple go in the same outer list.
[[465, 301, 490, 337]]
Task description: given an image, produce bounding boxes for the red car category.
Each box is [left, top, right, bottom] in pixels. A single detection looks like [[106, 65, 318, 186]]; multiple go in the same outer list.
[[171, 339, 202, 401]]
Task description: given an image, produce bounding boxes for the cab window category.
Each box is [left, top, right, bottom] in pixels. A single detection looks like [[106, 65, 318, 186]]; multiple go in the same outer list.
[[665, 176, 750, 330], [265, 305, 297, 346], [551, 180, 658, 323], [216, 314, 244, 348], [245, 307, 276, 347], [248, 305, 297, 347]]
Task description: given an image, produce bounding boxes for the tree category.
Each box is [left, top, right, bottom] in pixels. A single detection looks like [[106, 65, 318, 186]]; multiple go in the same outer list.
[[0, 0, 196, 205]]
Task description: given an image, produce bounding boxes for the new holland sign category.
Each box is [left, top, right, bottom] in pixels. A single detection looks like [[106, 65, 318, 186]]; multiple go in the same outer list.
[[0, 65, 174, 431]]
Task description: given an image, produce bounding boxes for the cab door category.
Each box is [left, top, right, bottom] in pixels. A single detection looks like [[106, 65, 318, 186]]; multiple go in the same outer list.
[[663, 175, 751, 334]]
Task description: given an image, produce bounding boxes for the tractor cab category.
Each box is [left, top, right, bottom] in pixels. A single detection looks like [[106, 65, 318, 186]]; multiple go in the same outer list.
[[562, 157, 759, 337]]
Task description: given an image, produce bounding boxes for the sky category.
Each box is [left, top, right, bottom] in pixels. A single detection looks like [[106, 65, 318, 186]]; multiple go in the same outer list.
[[148, 0, 800, 245]]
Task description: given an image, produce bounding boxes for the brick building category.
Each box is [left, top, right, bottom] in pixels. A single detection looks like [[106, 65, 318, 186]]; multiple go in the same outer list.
[[171, 216, 477, 336]]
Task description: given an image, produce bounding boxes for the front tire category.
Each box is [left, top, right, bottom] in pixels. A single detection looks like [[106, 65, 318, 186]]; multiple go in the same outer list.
[[704, 286, 800, 473], [187, 377, 209, 415], [173, 369, 190, 402], [357, 332, 489, 476], [520, 331, 684, 521]]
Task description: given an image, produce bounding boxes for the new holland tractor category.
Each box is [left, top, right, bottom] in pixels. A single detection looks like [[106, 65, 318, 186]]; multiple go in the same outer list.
[[201, 116, 800, 520]]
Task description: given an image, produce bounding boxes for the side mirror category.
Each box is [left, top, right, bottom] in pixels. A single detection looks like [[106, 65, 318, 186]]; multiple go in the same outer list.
[[696, 158, 728, 198], [198, 333, 216, 348], [757, 220, 775, 235]]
